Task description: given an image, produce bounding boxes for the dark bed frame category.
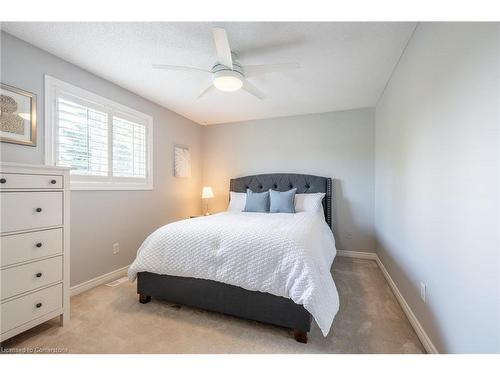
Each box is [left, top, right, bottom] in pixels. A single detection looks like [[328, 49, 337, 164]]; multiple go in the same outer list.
[[137, 173, 333, 343]]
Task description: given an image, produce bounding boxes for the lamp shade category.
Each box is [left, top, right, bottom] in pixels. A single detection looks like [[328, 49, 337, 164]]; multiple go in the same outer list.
[[201, 186, 214, 199]]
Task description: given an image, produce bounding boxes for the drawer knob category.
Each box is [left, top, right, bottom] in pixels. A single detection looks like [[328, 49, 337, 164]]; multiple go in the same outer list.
[[0, 178, 6, 184], [36, 242, 43, 248], [35, 207, 43, 213], [36, 272, 43, 278], [36, 302, 42, 308], [50, 179, 57, 184]]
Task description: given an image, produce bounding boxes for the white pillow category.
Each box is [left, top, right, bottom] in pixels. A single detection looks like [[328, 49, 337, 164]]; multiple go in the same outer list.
[[294, 193, 325, 214], [227, 191, 246, 212]]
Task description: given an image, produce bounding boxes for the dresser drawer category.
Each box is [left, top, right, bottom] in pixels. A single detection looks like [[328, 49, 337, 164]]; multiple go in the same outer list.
[[1, 284, 62, 334], [0, 228, 63, 268], [1, 256, 63, 300], [0, 192, 63, 233], [0, 173, 63, 190]]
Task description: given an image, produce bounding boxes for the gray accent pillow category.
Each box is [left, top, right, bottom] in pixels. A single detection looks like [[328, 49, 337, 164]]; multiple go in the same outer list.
[[269, 188, 297, 213], [243, 189, 270, 213]]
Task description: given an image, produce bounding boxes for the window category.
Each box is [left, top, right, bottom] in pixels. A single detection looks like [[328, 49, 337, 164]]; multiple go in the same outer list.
[[45, 76, 153, 190]]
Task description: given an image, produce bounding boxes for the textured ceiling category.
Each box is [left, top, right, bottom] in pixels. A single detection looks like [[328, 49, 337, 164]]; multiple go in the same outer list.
[[2, 22, 416, 125]]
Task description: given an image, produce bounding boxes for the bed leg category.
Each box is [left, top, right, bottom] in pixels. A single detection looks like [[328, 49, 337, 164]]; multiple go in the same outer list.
[[293, 329, 308, 344], [139, 293, 151, 304]]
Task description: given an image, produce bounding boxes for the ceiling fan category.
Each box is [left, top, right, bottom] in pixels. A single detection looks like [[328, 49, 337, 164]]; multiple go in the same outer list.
[[152, 27, 300, 100]]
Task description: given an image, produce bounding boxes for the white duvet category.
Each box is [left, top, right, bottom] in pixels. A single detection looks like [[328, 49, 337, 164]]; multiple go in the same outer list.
[[128, 211, 339, 336]]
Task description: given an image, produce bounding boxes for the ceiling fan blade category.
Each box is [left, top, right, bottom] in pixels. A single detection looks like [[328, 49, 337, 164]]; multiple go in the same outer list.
[[241, 80, 265, 100], [212, 27, 233, 69], [243, 63, 300, 78], [152, 64, 210, 73], [197, 84, 216, 99]]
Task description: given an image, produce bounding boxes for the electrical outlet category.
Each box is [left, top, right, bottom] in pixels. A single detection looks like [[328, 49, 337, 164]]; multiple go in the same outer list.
[[420, 282, 426, 302], [113, 243, 120, 255]]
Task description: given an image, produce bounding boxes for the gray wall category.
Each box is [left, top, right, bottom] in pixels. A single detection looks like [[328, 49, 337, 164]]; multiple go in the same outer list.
[[203, 109, 375, 252], [375, 23, 499, 353], [0, 32, 203, 286]]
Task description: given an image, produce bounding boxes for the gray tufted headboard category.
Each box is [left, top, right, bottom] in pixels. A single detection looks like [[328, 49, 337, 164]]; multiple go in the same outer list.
[[229, 173, 333, 229]]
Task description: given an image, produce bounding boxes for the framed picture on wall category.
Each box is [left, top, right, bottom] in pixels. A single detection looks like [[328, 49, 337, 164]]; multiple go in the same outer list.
[[0, 83, 37, 146], [174, 145, 191, 178]]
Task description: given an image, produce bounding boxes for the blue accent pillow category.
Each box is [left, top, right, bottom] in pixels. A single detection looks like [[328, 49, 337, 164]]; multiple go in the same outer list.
[[269, 188, 297, 213], [243, 189, 270, 213]]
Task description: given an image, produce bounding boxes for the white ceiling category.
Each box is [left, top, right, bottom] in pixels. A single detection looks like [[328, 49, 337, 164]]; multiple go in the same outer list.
[[2, 22, 416, 125]]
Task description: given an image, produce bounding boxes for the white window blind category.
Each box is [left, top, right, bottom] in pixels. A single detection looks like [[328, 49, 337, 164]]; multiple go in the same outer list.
[[112, 116, 146, 178], [45, 76, 153, 190], [57, 97, 109, 176]]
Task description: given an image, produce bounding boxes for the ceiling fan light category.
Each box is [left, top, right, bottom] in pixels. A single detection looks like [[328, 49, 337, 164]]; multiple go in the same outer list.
[[213, 75, 242, 92], [213, 71, 243, 92]]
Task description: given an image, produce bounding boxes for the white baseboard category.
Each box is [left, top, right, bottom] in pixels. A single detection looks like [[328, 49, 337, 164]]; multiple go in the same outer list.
[[70, 265, 130, 297], [338, 249, 439, 354], [375, 257, 439, 354]]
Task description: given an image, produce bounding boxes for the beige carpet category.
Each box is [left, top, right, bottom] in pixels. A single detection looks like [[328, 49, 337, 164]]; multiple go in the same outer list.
[[1, 257, 425, 354]]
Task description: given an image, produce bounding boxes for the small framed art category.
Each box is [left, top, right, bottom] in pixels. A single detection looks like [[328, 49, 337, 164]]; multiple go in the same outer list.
[[0, 83, 37, 146], [174, 145, 191, 178]]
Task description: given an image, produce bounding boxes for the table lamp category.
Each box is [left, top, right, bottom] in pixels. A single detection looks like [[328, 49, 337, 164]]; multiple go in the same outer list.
[[201, 186, 214, 215]]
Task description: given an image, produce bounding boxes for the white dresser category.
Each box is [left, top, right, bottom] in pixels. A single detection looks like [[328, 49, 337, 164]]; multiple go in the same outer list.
[[0, 163, 70, 342]]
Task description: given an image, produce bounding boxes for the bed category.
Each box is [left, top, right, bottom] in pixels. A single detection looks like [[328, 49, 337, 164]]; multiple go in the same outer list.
[[128, 173, 338, 343]]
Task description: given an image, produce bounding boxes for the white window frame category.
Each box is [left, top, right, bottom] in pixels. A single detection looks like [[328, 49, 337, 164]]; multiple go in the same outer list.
[[45, 75, 153, 191]]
